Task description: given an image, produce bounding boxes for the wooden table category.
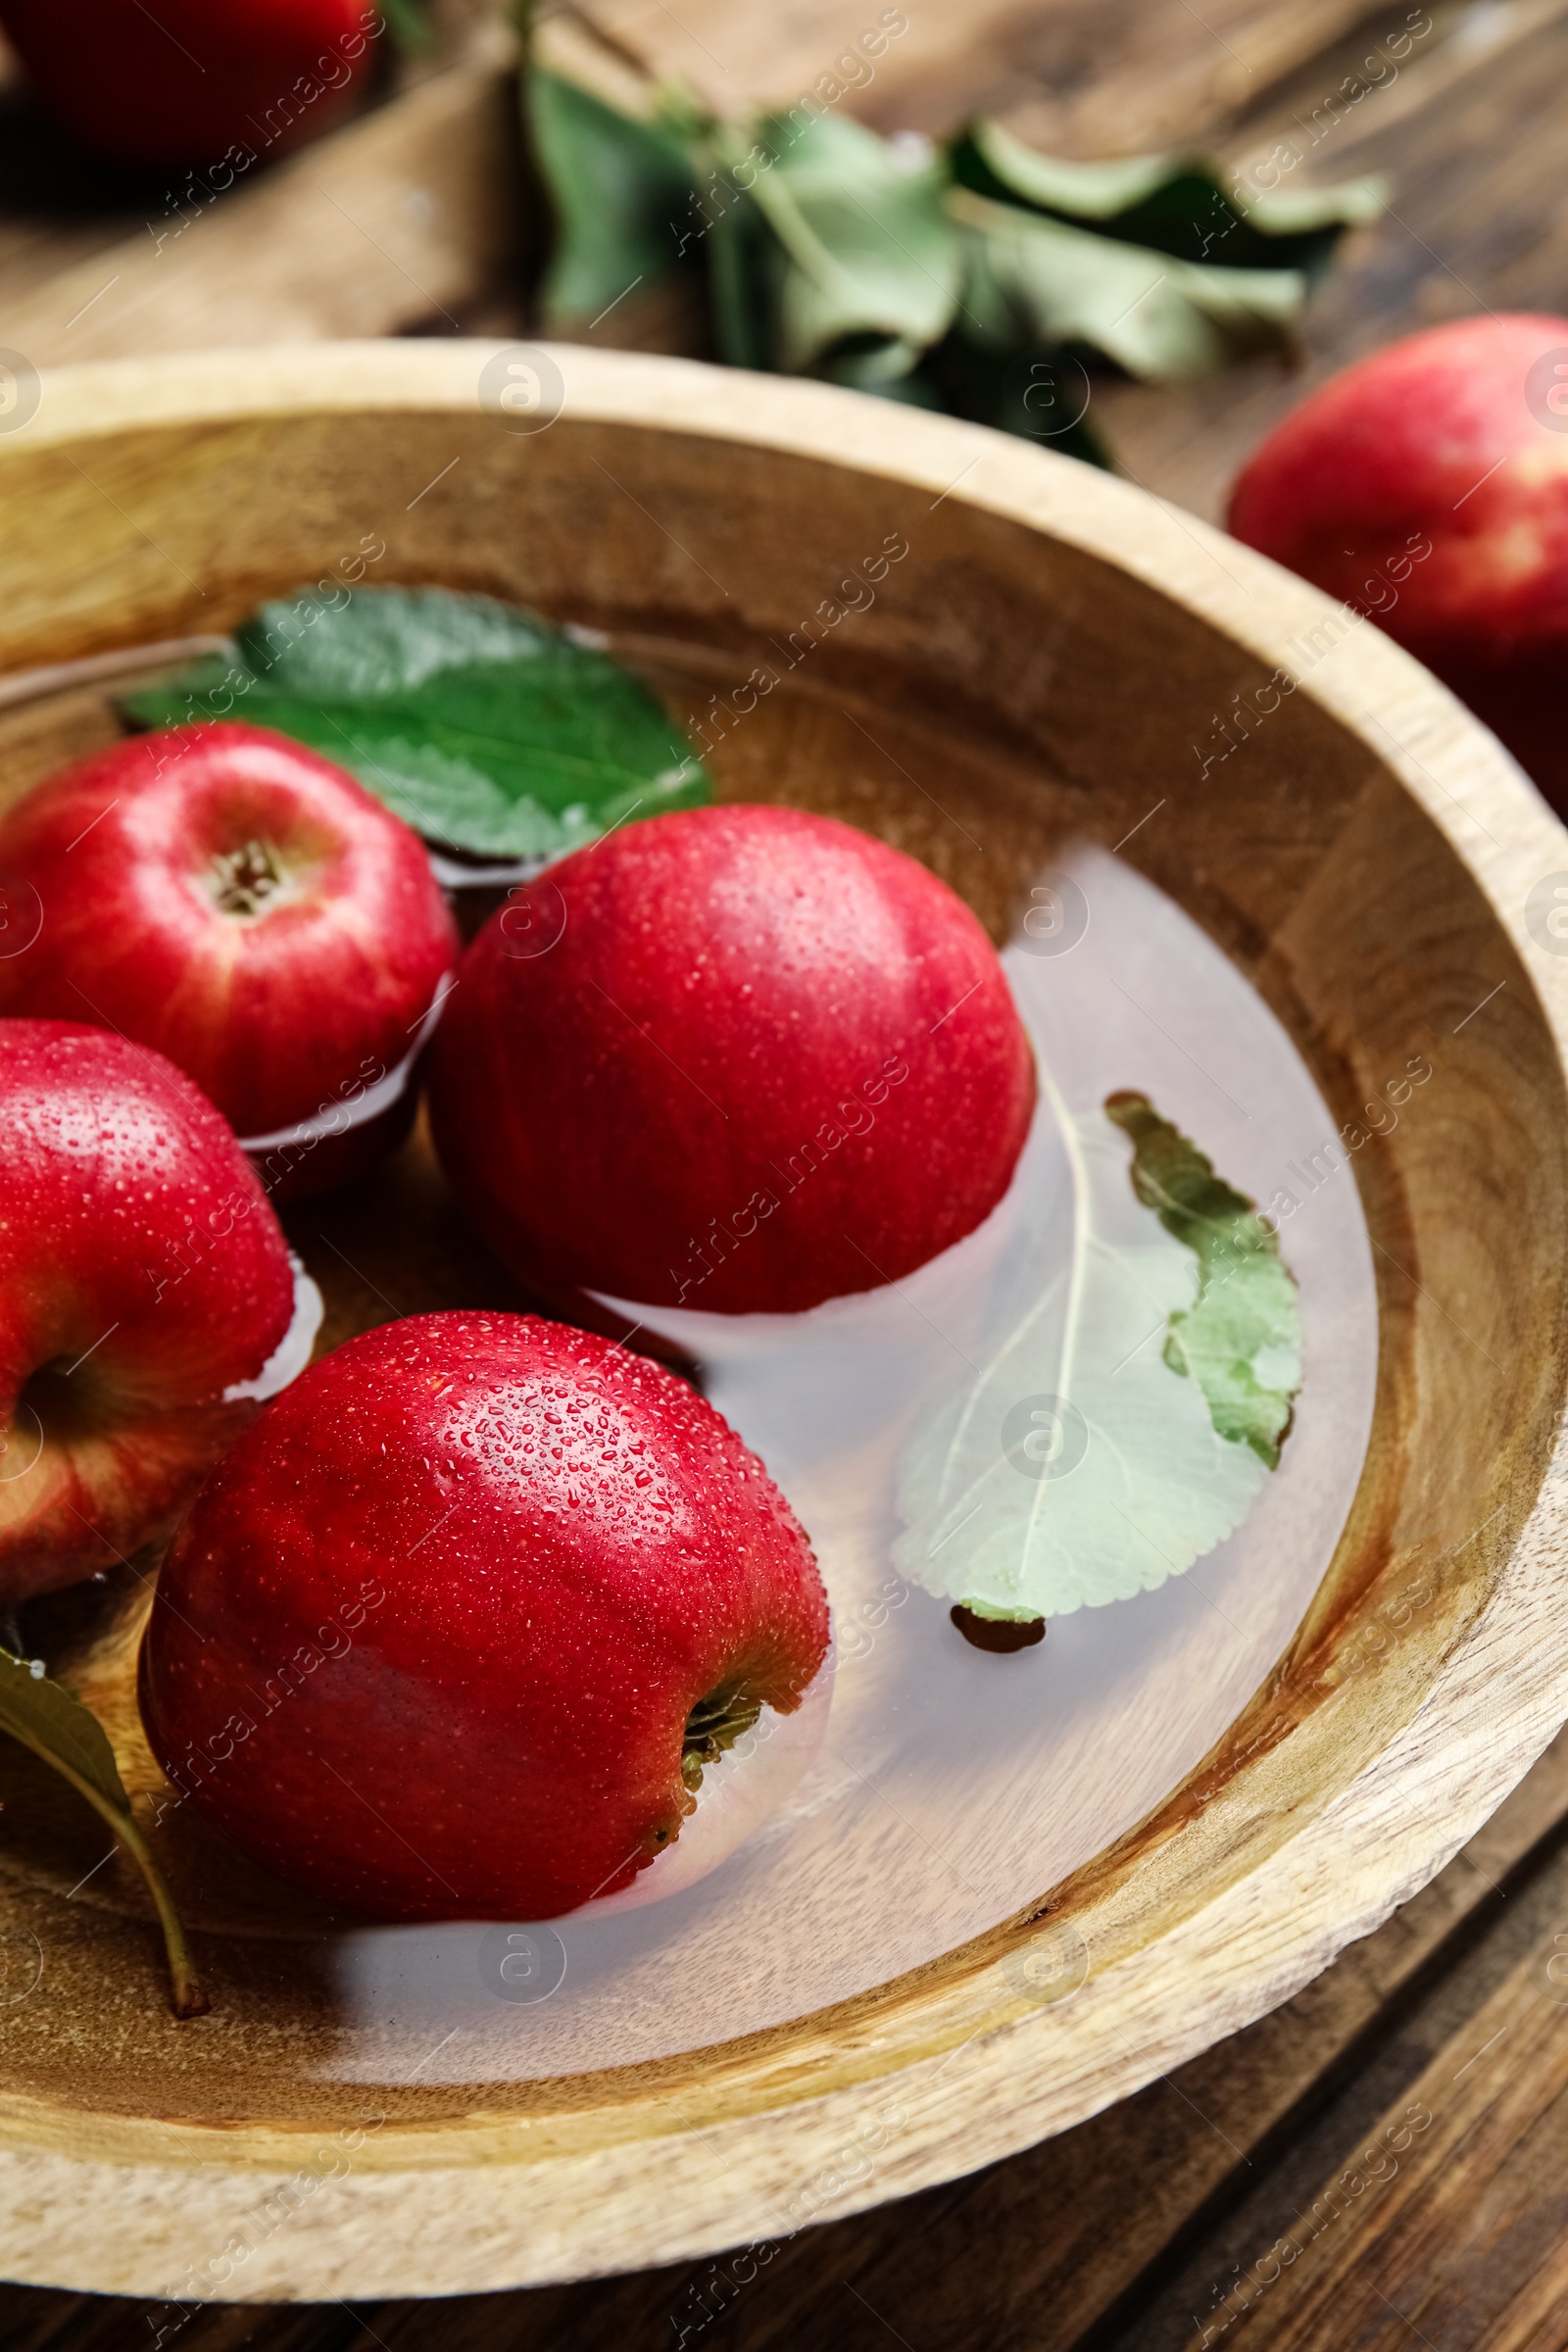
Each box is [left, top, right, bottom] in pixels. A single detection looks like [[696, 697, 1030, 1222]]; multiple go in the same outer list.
[[5, 2, 1568, 2344]]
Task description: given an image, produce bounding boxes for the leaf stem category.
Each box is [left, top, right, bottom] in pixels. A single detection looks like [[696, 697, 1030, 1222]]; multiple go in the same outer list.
[[720, 129, 860, 300], [108, 1800, 210, 2021], [8, 1727, 208, 2019]]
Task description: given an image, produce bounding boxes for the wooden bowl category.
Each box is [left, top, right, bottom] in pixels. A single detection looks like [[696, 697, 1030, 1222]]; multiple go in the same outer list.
[[0, 343, 1565, 2303]]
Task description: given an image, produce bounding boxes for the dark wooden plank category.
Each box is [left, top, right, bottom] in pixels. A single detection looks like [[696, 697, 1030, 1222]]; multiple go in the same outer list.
[[1105, 1774, 1568, 2348], [568, 0, 1398, 153], [5, 1725, 1568, 2351]]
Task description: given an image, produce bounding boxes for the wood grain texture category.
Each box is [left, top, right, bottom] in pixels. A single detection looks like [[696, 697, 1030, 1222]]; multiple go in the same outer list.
[[564, 0, 1394, 151], [7, 1727, 1568, 2346], [1108, 1802, 1568, 2349], [0, 343, 1563, 2303]]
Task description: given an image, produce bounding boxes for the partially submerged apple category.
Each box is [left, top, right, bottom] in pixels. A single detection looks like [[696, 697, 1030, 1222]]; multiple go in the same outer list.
[[0, 1020, 318, 1605], [138, 1312, 832, 1921], [427, 804, 1036, 1321], [1228, 314, 1568, 808], [0, 723, 458, 1197]]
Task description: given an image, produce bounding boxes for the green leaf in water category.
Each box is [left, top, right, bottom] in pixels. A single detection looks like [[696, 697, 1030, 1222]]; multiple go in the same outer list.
[[123, 586, 712, 861], [0, 1645, 207, 2017], [893, 1084, 1300, 1621]]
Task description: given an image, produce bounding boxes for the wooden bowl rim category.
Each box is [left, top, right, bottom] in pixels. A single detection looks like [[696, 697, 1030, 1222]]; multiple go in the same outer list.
[[1, 342, 1566, 2301]]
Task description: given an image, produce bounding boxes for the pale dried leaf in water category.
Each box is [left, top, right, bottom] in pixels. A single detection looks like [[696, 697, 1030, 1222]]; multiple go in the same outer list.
[[894, 1083, 1299, 1620]]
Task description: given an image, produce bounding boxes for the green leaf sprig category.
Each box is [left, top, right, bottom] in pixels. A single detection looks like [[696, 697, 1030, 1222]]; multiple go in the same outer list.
[[0, 1645, 207, 2019], [124, 586, 712, 862], [524, 64, 1385, 465]]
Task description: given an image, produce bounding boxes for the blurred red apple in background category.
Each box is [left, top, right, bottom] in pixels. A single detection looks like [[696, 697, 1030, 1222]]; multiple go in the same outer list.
[[0, 0, 377, 172], [1228, 314, 1568, 808], [139, 1311, 831, 1920], [0, 1020, 318, 1606], [427, 804, 1036, 1323], [0, 723, 458, 1198]]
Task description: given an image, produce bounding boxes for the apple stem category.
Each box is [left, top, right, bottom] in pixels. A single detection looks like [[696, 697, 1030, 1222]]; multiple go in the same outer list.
[[681, 1685, 764, 1791]]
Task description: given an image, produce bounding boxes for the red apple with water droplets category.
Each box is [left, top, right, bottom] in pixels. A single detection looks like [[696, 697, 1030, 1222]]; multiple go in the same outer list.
[[138, 1312, 831, 1920], [427, 804, 1036, 1323], [1228, 314, 1568, 808], [0, 1020, 316, 1605], [0, 723, 458, 1197]]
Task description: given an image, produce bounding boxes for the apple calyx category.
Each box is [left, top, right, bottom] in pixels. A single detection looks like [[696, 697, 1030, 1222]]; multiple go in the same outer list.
[[681, 1683, 765, 1792], [208, 836, 288, 917]]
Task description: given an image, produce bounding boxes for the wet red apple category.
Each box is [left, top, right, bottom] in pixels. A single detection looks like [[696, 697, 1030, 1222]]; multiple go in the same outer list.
[[0, 723, 458, 1198], [426, 804, 1036, 1322], [0, 1020, 317, 1605], [1228, 313, 1568, 808], [138, 1311, 831, 1920]]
